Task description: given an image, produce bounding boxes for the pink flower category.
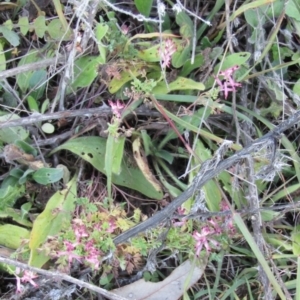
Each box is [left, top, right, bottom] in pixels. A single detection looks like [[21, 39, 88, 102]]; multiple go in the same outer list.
[[56, 241, 82, 267], [159, 39, 177, 68], [105, 219, 117, 233], [73, 220, 89, 241], [214, 65, 241, 99], [15, 268, 38, 293], [85, 241, 101, 269], [108, 100, 125, 118], [193, 226, 219, 256], [172, 207, 187, 227]]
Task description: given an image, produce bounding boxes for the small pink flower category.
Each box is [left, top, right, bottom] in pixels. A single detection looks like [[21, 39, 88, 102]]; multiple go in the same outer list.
[[73, 221, 89, 241], [159, 39, 177, 68], [193, 226, 219, 256], [105, 219, 117, 233], [108, 100, 125, 118], [214, 65, 241, 99], [15, 268, 38, 293], [172, 207, 187, 227], [121, 24, 129, 35], [56, 241, 82, 267]]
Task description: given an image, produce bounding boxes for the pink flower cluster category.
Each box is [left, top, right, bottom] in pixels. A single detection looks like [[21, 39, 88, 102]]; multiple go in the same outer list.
[[193, 200, 236, 256], [15, 268, 38, 294], [54, 218, 117, 272], [108, 100, 125, 119], [214, 65, 242, 99], [159, 39, 177, 68]]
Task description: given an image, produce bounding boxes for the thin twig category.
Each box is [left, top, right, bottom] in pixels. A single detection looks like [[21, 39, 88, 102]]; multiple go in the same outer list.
[[0, 56, 65, 80], [113, 109, 300, 245], [0, 256, 127, 300]]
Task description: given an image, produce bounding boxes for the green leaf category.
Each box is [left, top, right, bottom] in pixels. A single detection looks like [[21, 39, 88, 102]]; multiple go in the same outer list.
[[71, 56, 104, 90], [16, 51, 40, 93], [52, 137, 164, 200], [0, 40, 6, 71], [0, 113, 29, 143], [41, 123, 55, 134], [0, 207, 32, 227], [29, 69, 47, 100], [34, 16, 47, 39], [0, 224, 30, 249], [95, 23, 108, 63], [27, 95, 39, 112], [152, 77, 205, 94], [176, 12, 193, 39], [18, 16, 30, 36], [286, 0, 300, 21], [0, 25, 20, 47], [0, 184, 25, 210], [179, 53, 204, 77], [172, 44, 191, 68], [293, 79, 300, 96], [47, 19, 72, 40], [134, 0, 153, 17], [32, 168, 63, 185], [214, 52, 251, 72], [29, 175, 77, 267]]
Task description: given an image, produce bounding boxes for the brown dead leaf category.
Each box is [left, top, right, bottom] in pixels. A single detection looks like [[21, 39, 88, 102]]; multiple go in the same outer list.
[[112, 258, 207, 300]]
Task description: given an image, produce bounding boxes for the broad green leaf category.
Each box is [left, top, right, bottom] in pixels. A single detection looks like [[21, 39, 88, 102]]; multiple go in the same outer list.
[[0, 113, 29, 143], [0, 184, 25, 210], [18, 16, 30, 36], [71, 56, 104, 90], [286, 0, 300, 21], [134, 0, 153, 17], [29, 175, 77, 267], [0, 207, 32, 228], [172, 44, 191, 68], [27, 95, 39, 112], [0, 41, 6, 71], [179, 53, 204, 77], [34, 16, 47, 39], [0, 25, 20, 47], [29, 69, 47, 100], [52, 137, 164, 200], [0, 224, 30, 249], [32, 168, 63, 185], [176, 12, 193, 39], [47, 19, 72, 40], [152, 77, 205, 94], [214, 52, 251, 72], [16, 51, 40, 93]]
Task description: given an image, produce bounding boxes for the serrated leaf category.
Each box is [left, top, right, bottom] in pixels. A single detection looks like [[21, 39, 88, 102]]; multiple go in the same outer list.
[[0, 113, 29, 143], [0, 25, 19, 47], [52, 137, 163, 199], [32, 168, 63, 185]]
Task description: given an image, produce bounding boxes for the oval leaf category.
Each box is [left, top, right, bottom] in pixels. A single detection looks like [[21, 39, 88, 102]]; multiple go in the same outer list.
[[32, 168, 63, 185]]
